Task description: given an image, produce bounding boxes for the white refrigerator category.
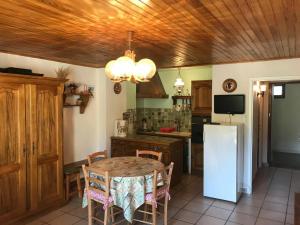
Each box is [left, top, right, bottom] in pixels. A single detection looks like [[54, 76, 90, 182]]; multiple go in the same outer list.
[[203, 123, 244, 203]]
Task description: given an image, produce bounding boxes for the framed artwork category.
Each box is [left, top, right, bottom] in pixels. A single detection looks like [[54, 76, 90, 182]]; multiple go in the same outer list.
[[114, 82, 122, 94]]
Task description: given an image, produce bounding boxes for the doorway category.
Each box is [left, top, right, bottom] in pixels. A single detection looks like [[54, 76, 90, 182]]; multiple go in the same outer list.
[[254, 80, 300, 171], [268, 82, 300, 169]]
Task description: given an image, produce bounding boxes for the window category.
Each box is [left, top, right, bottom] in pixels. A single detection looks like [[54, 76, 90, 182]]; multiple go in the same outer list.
[[273, 84, 285, 98]]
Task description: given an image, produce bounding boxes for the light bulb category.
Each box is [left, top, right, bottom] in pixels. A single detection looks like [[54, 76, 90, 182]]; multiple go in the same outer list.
[[260, 84, 267, 92]]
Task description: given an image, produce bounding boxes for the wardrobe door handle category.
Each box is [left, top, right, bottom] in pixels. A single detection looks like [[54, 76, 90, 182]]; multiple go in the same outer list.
[[32, 142, 35, 155], [23, 144, 26, 157]]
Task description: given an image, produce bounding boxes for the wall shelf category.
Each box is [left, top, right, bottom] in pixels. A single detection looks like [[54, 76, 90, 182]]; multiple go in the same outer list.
[[63, 92, 91, 114], [172, 95, 191, 105]]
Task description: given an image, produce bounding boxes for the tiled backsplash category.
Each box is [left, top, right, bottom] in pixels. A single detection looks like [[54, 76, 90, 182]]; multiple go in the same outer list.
[[125, 108, 191, 133]]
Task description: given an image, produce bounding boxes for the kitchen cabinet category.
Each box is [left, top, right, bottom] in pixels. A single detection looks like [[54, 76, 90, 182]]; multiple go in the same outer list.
[[111, 135, 183, 185], [0, 74, 65, 224], [192, 80, 212, 116], [191, 143, 203, 175]]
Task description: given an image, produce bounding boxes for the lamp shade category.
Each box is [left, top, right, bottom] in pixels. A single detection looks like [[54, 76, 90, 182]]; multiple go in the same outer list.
[[260, 84, 267, 92], [114, 56, 135, 80], [105, 60, 122, 82], [174, 78, 184, 87], [134, 58, 156, 82]]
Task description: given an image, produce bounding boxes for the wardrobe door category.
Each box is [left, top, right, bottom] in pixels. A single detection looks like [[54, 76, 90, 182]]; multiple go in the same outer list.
[[0, 83, 26, 222], [29, 84, 64, 209]]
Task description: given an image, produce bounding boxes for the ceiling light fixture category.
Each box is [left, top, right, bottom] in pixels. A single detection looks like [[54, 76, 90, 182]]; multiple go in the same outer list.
[[253, 81, 266, 97], [174, 68, 185, 95], [105, 31, 156, 83]]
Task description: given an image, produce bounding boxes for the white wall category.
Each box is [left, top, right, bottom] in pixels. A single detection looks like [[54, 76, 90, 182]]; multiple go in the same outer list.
[[0, 53, 127, 164], [271, 83, 300, 154], [105, 71, 128, 154], [212, 58, 300, 193], [252, 90, 259, 178]]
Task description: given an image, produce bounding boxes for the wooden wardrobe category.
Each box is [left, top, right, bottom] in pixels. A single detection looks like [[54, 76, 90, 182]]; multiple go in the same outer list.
[[0, 74, 65, 224]]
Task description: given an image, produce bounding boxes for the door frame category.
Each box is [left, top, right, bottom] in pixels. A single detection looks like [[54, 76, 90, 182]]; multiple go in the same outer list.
[[248, 76, 300, 193], [267, 82, 272, 164]]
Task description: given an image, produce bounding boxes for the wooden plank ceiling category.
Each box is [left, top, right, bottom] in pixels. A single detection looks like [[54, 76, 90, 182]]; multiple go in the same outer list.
[[0, 0, 299, 68]]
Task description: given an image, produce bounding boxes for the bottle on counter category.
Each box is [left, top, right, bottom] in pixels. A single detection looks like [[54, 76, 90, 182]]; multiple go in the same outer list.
[[142, 118, 148, 131]]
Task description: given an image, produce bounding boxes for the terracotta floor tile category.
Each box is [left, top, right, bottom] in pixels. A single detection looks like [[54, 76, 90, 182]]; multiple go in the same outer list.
[[205, 206, 232, 220], [229, 211, 256, 225], [259, 209, 286, 223], [174, 209, 202, 224], [48, 214, 81, 225], [197, 215, 226, 225]]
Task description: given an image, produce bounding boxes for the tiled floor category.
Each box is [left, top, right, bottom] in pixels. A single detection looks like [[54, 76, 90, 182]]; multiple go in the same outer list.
[[21, 167, 298, 225], [272, 152, 300, 170]]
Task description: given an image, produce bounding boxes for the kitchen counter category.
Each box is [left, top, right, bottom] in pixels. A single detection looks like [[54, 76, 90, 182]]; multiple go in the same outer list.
[[136, 131, 192, 174], [137, 131, 191, 138], [111, 134, 182, 145]]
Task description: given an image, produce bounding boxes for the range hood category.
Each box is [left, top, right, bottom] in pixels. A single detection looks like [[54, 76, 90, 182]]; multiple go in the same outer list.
[[136, 72, 168, 98]]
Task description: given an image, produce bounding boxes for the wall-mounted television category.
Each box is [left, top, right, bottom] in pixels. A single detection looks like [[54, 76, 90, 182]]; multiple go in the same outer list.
[[214, 94, 245, 114]]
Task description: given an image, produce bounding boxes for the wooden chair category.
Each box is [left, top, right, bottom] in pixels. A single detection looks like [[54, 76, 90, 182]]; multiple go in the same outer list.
[[64, 166, 82, 200], [136, 150, 163, 162], [87, 150, 108, 165], [82, 165, 123, 225], [133, 162, 174, 225]]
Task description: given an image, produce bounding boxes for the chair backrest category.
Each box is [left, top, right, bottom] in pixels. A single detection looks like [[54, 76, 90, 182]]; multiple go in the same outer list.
[[87, 150, 107, 165], [136, 150, 163, 162], [82, 165, 110, 198], [152, 162, 174, 198]]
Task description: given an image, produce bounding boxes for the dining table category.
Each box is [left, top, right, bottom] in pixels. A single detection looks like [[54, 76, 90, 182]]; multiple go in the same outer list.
[[82, 156, 165, 223]]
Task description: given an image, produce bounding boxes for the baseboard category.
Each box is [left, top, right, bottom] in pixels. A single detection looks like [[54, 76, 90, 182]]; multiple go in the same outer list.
[[241, 186, 252, 194]]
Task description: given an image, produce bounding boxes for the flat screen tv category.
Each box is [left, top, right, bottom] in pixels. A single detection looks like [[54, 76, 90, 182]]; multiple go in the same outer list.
[[214, 95, 245, 114]]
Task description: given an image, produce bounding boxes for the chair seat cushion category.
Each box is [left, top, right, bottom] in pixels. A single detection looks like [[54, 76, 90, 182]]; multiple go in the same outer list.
[[145, 186, 170, 207], [87, 189, 113, 210]]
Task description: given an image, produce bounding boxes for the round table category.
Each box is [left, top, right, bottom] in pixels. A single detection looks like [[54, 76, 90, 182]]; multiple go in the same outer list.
[[90, 156, 164, 177], [83, 157, 165, 223]]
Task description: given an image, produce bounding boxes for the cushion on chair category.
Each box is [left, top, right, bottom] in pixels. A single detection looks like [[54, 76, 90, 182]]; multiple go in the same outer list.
[[145, 186, 170, 208], [87, 189, 113, 210]]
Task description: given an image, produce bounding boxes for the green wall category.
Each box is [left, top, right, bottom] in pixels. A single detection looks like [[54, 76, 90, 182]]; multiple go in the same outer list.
[[136, 65, 212, 108], [271, 83, 300, 153], [126, 82, 136, 109]]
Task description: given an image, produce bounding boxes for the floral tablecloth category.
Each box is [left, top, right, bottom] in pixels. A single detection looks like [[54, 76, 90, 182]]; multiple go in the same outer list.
[[82, 157, 164, 223]]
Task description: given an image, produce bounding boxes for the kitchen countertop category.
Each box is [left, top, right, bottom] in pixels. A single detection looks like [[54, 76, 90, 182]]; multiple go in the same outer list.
[[137, 131, 191, 138], [111, 134, 182, 145]]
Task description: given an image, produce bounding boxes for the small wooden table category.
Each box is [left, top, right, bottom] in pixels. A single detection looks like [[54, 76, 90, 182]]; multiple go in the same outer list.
[[83, 157, 165, 223], [90, 156, 164, 177]]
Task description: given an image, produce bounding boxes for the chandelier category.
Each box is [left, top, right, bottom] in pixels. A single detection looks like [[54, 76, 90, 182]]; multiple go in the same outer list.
[[105, 31, 156, 83]]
